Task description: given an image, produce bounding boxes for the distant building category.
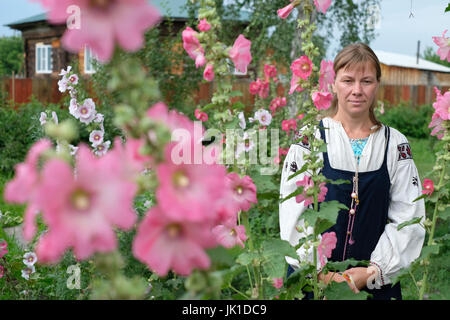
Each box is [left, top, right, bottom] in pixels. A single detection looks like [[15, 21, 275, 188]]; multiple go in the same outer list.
[[5, 0, 249, 79], [374, 50, 450, 106]]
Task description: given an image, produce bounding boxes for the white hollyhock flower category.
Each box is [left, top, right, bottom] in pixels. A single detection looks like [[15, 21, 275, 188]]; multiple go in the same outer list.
[[59, 66, 72, 76], [58, 77, 68, 93], [254, 109, 272, 126], [21, 265, 36, 280], [89, 130, 104, 147], [69, 98, 79, 118], [235, 131, 255, 158], [69, 144, 79, 156], [94, 140, 111, 156], [77, 98, 97, 124], [68, 74, 79, 86], [238, 111, 246, 129], [39, 112, 47, 126], [23, 252, 38, 266], [52, 111, 58, 125], [94, 113, 104, 123]]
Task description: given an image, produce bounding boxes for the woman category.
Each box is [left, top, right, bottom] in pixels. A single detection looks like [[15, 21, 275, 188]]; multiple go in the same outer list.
[[279, 43, 425, 300]]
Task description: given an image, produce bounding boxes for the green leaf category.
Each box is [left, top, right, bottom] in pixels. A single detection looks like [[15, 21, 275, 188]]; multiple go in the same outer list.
[[323, 281, 370, 300], [397, 216, 423, 231], [445, 3, 450, 12], [206, 246, 239, 268], [251, 170, 278, 193], [325, 178, 351, 185], [301, 201, 347, 235], [220, 265, 246, 288], [438, 205, 450, 221], [279, 186, 304, 204], [287, 162, 309, 181], [322, 259, 368, 273], [236, 251, 259, 266], [418, 244, 441, 260], [260, 239, 298, 279], [412, 194, 427, 202]]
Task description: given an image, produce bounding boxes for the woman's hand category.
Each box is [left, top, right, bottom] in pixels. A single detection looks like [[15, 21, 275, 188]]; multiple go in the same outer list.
[[318, 271, 346, 285], [344, 267, 377, 292]]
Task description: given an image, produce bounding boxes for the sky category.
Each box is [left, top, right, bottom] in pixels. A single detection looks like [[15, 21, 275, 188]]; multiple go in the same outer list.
[[0, 0, 448, 59]]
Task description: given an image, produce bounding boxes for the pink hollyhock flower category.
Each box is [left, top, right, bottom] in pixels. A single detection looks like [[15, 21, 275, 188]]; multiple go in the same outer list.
[[182, 26, 206, 68], [103, 137, 151, 178], [295, 175, 328, 206], [203, 63, 214, 82], [34, 0, 161, 62], [249, 81, 260, 95], [428, 112, 445, 140], [291, 56, 313, 80], [147, 102, 199, 137], [314, 0, 332, 14], [318, 232, 337, 267], [277, 3, 295, 19], [0, 240, 8, 258], [226, 172, 258, 212], [269, 97, 287, 114], [319, 60, 335, 92], [4, 139, 52, 204], [198, 18, 211, 32], [297, 113, 305, 120], [433, 89, 450, 121], [132, 206, 215, 276], [422, 179, 434, 196], [281, 118, 297, 134], [258, 79, 270, 99], [34, 145, 138, 263], [432, 30, 450, 62], [289, 74, 304, 95], [229, 34, 252, 74], [264, 64, 277, 79], [156, 142, 228, 222], [279, 147, 289, 157], [212, 223, 247, 249], [312, 91, 333, 110], [272, 277, 283, 289], [194, 109, 208, 122]]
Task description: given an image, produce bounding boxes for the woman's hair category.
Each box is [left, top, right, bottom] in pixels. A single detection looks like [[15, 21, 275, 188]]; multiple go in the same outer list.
[[324, 42, 382, 129]]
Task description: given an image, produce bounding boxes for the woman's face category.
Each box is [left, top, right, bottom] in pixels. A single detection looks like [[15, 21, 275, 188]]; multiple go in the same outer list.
[[332, 62, 379, 119]]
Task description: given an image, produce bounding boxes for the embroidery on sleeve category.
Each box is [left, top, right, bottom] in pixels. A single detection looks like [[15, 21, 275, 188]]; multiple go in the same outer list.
[[294, 131, 311, 151], [397, 143, 413, 161], [412, 176, 418, 187], [290, 161, 298, 172]]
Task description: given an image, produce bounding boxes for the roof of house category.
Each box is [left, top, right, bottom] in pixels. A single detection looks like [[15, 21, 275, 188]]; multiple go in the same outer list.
[[374, 50, 450, 73], [6, 0, 250, 29]]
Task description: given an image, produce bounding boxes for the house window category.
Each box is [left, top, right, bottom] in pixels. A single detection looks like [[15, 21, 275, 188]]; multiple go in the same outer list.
[[35, 44, 53, 74], [84, 47, 96, 74]]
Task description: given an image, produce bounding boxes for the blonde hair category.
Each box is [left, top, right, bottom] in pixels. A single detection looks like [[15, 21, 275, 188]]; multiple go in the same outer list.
[[324, 43, 382, 130]]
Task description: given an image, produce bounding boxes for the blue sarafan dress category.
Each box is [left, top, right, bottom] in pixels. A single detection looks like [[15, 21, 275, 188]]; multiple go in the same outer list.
[[279, 117, 426, 300]]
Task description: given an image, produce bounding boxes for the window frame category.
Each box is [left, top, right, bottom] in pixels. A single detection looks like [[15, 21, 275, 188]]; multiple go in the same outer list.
[[35, 43, 53, 74], [84, 46, 96, 74]]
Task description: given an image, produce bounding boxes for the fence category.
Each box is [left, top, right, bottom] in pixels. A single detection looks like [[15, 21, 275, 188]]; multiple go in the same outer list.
[[1, 77, 448, 109]]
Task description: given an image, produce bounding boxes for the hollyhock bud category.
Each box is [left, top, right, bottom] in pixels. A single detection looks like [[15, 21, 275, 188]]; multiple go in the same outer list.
[[198, 18, 211, 32], [277, 4, 294, 19], [203, 64, 214, 82]]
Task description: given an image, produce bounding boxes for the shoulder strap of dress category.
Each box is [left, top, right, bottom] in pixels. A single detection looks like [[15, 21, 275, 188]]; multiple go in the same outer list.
[[319, 120, 327, 143], [383, 125, 390, 163]]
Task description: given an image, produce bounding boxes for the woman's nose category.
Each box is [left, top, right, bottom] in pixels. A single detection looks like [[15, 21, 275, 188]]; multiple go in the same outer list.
[[352, 82, 362, 95]]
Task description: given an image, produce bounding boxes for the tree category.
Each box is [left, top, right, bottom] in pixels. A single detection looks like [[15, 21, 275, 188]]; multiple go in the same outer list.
[[0, 36, 24, 77], [422, 46, 450, 68]]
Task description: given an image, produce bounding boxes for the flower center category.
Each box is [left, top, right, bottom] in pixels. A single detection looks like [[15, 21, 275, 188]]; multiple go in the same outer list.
[[229, 229, 237, 236], [71, 189, 91, 211], [236, 186, 243, 195], [165, 223, 181, 238], [81, 108, 87, 114], [261, 115, 266, 121], [173, 170, 189, 188], [301, 63, 310, 72], [98, 145, 104, 151]]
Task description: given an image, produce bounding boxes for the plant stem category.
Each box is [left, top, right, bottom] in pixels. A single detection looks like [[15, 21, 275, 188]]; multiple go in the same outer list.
[[229, 284, 250, 299], [419, 162, 446, 300]]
